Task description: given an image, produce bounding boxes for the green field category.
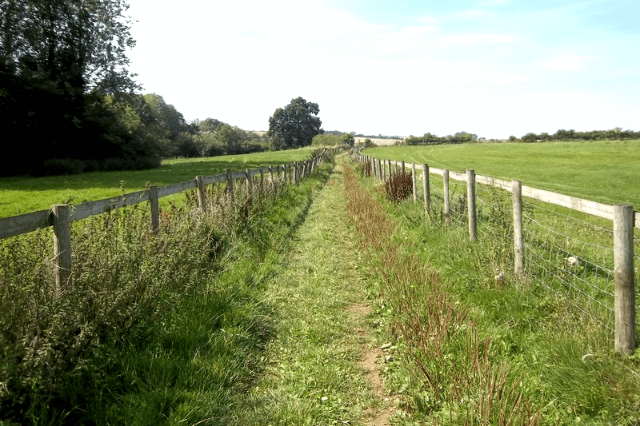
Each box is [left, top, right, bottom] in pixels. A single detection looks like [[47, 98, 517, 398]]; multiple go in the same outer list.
[[364, 140, 640, 208], [0, 148, 316, 218]]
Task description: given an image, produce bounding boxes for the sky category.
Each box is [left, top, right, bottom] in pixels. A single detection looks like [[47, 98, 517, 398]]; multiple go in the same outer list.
[[125, 0, 640, 139]]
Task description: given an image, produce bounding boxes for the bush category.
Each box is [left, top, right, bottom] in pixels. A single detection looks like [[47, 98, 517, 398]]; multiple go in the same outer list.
[[385, 170, 413, 203], [312, 133, 355, 147]]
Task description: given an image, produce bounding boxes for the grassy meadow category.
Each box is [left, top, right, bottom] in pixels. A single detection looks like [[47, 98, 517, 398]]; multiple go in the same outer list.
[[347, 156, 640, 425], [364, 140, 640, 208], [0, 149, 639, 425], [0, 148, 316, 218]]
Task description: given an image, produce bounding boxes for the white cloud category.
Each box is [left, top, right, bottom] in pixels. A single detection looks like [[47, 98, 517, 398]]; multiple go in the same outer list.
[[416, 16, 438, 23], [440, 33, 518, 45], [536, 54, 595, 72]]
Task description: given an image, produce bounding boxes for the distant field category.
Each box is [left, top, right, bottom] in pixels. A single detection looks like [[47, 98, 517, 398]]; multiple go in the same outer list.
[[355, 137, 404, 146], [364, 140, 640, 208], [0, 148, 316, 218]]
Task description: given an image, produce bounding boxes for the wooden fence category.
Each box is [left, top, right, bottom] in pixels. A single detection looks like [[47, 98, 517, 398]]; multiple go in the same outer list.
[[356, 153, 637, 355], [0, 150, 331, 297]]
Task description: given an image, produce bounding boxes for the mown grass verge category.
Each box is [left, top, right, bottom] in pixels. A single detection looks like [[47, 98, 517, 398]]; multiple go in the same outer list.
[[344, 158, 640, 425], [0, 155, 334, 425]]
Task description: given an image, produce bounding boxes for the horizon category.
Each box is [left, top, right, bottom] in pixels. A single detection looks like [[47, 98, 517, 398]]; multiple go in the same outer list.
[[126, 0, 640, 140]]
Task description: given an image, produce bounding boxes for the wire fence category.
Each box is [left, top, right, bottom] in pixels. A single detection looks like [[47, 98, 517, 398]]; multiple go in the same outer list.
[[357, 154, 638, 350], [471, 177, 620, 332], [522, 201, 616, 330]]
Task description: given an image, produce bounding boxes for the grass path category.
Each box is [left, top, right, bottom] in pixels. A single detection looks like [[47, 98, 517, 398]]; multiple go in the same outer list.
[[228, 162, 392, 425]]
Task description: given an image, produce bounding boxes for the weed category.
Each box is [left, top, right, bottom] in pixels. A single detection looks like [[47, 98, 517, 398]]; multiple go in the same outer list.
[[343, 163, 538, 424], [0, 154, 332, 424], [385, 170, 413, 204]]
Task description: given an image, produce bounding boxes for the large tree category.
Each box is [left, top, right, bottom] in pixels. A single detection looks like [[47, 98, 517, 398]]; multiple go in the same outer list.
[[268, 97, 323, 149], [0, 0, 156, 176], [1, 0, 139, 94]]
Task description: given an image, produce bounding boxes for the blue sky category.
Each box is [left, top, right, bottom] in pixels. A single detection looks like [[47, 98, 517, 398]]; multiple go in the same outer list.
[[126, 0, 639, 139]]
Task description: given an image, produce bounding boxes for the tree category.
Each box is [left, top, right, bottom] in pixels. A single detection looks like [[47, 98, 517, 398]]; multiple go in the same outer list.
[[0, 0, 148, 175], [521, 132, 538, 143], [197, 117, 222, 133], [214, 124, 245, 151], [268, 97, 322, 149], [1, 0, 139, 94]]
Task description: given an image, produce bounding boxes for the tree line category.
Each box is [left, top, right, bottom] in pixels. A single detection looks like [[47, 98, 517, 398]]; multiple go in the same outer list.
[[0, 0, 327, 177], [405, 131, 479, 145], [515, 128, 640, 142], [404, 128, 640, 146]]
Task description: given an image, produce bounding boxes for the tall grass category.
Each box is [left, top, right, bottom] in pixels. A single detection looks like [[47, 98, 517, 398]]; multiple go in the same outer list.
[[348, 156, 640, 424], [0, 153, 333, 424], [346, 165, 539, 424]]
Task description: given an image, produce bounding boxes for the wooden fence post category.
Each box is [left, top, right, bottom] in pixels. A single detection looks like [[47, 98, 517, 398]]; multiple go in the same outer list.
[[245, 169, 253, 207], [149, 185, 159, 234], [512, 180, 524, 277], [613, 205, 636, 354], [422, 164, 430, 212], [245, 168, 252, 191], [226, 168, 234, 201], [412, 163, 417, 203], [401, 161, 405, 175], [467, 169, 477, 240], [196, 175, 206, 211], [294, 163, 300, 186], [382, 159, 386, 181], [378, 159, 383, 180], [260, 168, 264, 193], [388, 160, 392, 179], [269, 165, 274, 188], [443, 169, 451, 225], [52, 204, 72, 295]]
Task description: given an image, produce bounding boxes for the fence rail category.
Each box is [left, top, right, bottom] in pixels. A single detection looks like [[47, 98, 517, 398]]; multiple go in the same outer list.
[[1, 150, 332, 296], [356, 153, 637, 355]]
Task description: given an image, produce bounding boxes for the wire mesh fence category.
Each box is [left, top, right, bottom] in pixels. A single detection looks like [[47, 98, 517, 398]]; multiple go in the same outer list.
[[357, 156, 637, 341], [522, 200, 616, 330]]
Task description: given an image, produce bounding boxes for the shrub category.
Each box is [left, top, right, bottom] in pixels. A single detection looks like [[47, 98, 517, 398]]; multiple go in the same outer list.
[[385, 170, 413, 203], [0, 170, 298, 421], [356, 161, 372, 177]]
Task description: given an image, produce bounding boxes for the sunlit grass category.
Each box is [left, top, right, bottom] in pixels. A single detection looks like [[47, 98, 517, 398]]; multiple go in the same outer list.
[[0, 148, 316, 217], [349, 155, 640, 425], [364, 140, 640, 207]]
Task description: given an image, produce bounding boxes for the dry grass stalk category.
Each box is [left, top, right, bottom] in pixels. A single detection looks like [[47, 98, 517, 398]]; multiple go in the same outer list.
[[344, 164, 540, 425]]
